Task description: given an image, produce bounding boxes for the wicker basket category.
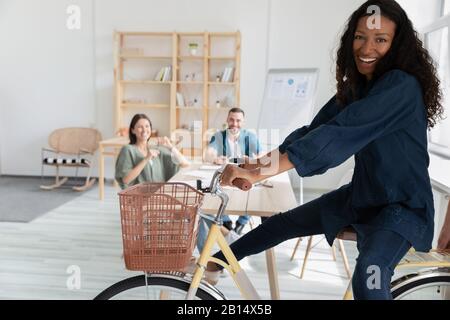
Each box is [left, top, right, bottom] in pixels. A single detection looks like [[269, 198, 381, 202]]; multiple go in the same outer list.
[[118, 182, 204, 272]]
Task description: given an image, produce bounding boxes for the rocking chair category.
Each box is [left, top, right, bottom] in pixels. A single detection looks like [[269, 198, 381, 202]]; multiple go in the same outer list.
[[40, 127, 102, 191]]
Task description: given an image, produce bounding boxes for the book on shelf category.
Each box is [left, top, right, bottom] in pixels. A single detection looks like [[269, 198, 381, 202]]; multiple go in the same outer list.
[[220, 68, 228, 82], [154, 66, 172, 82], [176, 92, 185, 107], [162, 66, 172, 82], [221, 67, 234, 82], [154, 67, 164, 81]]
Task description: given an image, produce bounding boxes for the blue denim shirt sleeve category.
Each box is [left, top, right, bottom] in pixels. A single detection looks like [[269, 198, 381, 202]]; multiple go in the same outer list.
[[242, 130, 262, 157], [208, 131, 222, 154], [256, 137, 261, 154], [284, 70, 421, 177], [248, 132, 261, 156]]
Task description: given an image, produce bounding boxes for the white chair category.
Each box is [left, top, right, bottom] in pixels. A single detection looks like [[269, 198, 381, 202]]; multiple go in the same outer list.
[[290, 169, 354, 279]]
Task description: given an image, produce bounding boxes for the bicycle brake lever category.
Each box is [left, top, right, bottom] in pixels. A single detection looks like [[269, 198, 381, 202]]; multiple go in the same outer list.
[[196, 179, 210, 193]]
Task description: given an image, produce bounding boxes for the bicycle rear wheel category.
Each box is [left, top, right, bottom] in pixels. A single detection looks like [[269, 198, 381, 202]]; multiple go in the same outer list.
[[94, 274, 222, 300], [391, 269, 450, 300]]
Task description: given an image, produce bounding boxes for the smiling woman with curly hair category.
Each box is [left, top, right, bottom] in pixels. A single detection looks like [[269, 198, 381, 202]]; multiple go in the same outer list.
[[335, 0, 443, 128], [206, 0, 445, 299]]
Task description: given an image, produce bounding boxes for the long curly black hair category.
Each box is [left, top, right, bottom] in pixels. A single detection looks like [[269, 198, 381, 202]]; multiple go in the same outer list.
[[336, 0, 443, 128]]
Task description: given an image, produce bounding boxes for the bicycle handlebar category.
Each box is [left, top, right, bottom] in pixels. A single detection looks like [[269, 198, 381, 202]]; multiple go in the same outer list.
[[209, 165, 252, 193], [232, 178, 252, 191], [198, 165, 253, 195], [196, 165, 253, 223]]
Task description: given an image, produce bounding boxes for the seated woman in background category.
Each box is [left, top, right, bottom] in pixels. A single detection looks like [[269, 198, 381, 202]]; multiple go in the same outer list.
[[115, 113, 190, 189]]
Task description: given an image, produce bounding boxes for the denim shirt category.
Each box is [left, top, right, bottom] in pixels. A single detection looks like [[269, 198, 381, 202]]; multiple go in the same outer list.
[[209, 129, 261, 158], [279, 70, 435, 251]]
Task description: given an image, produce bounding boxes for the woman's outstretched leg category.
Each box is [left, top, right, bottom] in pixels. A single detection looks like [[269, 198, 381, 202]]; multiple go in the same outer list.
[[209, 187, 350, 269]]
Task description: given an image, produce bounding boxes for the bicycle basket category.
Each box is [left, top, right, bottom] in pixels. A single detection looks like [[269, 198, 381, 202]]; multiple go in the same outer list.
[[118, 182, 204, 272]]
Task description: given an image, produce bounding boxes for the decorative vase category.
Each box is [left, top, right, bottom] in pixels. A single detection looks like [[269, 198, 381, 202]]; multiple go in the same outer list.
[[189, 43, 198, 56]]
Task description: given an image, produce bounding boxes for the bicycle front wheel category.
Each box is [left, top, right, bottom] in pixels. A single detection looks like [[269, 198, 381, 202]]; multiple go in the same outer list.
[[94, 274, 223, 300], [391, 270, 450, 300]]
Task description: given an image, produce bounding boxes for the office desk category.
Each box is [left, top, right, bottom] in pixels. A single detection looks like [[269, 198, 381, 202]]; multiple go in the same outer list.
[[170, 164, 297, 300]]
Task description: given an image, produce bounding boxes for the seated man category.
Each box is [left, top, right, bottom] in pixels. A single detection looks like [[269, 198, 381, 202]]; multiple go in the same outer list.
[[204, 107, 261, 234]]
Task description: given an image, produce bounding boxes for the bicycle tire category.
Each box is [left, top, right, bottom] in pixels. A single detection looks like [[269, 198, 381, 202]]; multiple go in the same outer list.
[[94, 275, 218, 300], [392, 274, 450, 299]]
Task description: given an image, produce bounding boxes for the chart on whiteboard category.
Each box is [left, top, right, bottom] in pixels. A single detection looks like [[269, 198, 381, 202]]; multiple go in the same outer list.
[[269, 75, 311, 100], [258, 69, 319, 145]]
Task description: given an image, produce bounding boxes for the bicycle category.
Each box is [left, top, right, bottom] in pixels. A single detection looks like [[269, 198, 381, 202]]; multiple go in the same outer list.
[[94, 166, 450, 300]]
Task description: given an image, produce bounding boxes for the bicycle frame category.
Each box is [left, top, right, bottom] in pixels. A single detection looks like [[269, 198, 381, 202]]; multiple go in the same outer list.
[[186, 223, 260, 300], [185, 165, 260, 300]]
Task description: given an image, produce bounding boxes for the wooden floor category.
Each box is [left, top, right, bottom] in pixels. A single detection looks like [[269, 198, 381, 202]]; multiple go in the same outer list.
[[0, 184, 359, 300]]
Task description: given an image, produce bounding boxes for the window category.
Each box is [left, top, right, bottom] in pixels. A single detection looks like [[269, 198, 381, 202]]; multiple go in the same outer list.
[[443, 0, 450, 16], [425, 27, 450, 149], [423, 14, 450, 156]]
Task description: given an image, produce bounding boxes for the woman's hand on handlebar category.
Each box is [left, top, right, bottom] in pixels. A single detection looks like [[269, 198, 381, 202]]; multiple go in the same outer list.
[[220, 164, 259, 187]]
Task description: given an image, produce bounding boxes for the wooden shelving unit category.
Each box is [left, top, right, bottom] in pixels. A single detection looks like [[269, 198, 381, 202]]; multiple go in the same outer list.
[[121, 103, 170, 108], [113, 30, 241, 157]]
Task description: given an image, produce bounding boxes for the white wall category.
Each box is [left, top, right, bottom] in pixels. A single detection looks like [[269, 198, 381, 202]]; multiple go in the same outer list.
[[0, 0, 95, 176], [0, 106, 2, 175], [0, 0, 3, 174]]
